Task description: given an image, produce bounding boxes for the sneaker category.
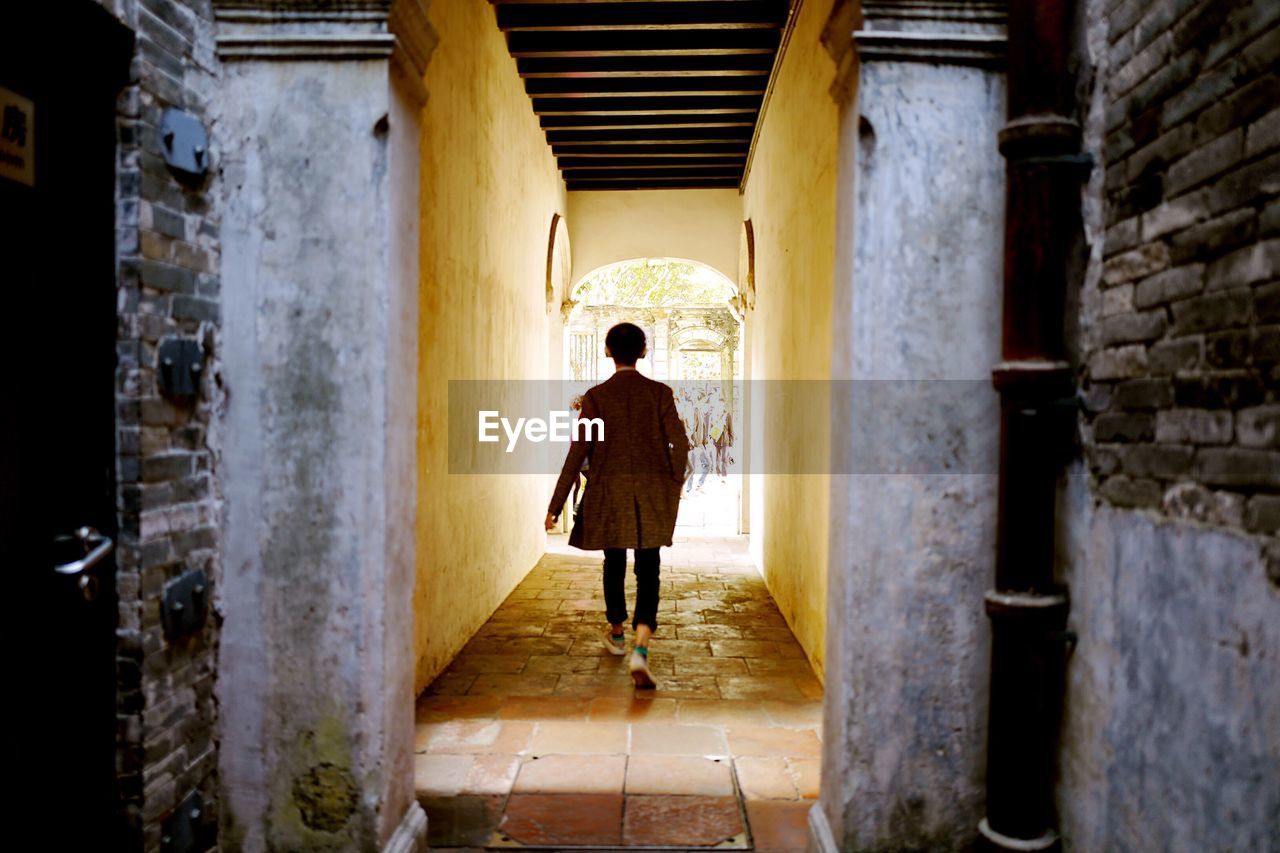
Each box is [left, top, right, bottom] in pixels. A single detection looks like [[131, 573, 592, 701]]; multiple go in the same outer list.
[[602, 629, 627, 656], [629, 650, 657, 689]]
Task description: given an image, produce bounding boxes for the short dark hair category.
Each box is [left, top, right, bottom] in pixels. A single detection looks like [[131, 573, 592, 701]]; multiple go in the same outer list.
[[605, 322, 646, 365]]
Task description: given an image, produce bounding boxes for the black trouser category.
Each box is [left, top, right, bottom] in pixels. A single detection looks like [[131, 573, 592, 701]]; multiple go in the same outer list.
[[603, 547, 660, 631]]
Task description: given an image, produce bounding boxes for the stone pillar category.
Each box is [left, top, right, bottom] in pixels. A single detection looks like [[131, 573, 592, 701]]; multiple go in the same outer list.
[[816, 2, 1007, 850], [210, 1, 432, 850]]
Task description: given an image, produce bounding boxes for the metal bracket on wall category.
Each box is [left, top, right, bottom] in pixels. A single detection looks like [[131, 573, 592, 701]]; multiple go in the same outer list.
[[159, 107, 209, 182], [161, 791, 214, 853], [158, 337, 204, 400], [161, 568, 209, 640]]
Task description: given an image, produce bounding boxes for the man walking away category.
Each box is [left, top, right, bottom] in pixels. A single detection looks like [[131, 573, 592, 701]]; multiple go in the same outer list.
[[544, 323, 690, 689]]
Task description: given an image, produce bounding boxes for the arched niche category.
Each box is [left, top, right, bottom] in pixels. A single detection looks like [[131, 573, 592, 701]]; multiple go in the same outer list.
[[546, 212, 572, 315], [739, 219, 756, 310]]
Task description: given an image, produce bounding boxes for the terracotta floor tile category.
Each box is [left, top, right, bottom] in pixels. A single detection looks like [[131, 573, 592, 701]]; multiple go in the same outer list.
[[789, 757, 821, 799], [414, 694, 504, 723], [543, 613, 586, 625], [554, 674, 649, 698], [650, 639, 716, 658], [676, 698, 773, 727], [734, 756, 799, 800], [416, 537, 827, 847], [423, 671, 476, 696], [485, 610, 538, 622], [705, 611, 788, 628], [658, 611, 711, 626], [463, 636, 572, 657], [517, 577, 573, 589], [744, 625, 796, 642], [530, 720, 629, 755], [623, 795, 745, 847], [541, 621, 607, 639], [709, 639, 780, 658], [675, 598, 725, 612], [775, 643, 809, 660], [419, 794, 505, 849], [587, 695, 680, 723], [490, 601, 564, 619], [630, 724, 728, 756], [673, 656, 751, 676], [466, 672, 559, 697], [717, 675, 810, 701], [497, 696, 591, 721], [416, 719, 496, 753], [417, 720, 534, 755], [676, 624, 746, 640], [626, 755, 734, 796], [565, 638, 621, 656], [414, 752, 474, 797], [473, 620, 545, 637], [513, 753, 627, 794], [795, 675, 824, 700], [523, 653, 601, 674], [726, 725, 822, 759], [535, 588, 583, 599], [745, 799, 814, 852], [464, 753, 521, 796], [558, 598, 608, 612], [760, 700, 824, 730], [499, 793, 624, 847], [745, 657, 818, 677], [446, 654, 529, 675]]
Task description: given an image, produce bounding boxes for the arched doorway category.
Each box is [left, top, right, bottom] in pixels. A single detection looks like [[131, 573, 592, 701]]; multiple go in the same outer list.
[[561, 258, 744, 535]]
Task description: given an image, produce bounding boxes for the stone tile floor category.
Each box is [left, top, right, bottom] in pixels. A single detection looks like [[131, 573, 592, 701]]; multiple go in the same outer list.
[[415, 535, 822, 851]]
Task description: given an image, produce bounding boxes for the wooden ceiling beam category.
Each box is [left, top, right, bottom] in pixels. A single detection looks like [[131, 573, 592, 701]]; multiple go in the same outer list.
[[559, 155, 745, 168], [493, 0, 772, 4], [563, 169, 744, 181], [507, 28, 780, 56], [547, 128, 752, 144], [517, 54, 774, 76], [565, 177, 742, 191], [533, 94, 763, 114], [526, 76, 766, 96], [493, 0, 793, 189], [553, 142, 748, 155], [539, 112, 758, 128], [496, 1, 787, 31]]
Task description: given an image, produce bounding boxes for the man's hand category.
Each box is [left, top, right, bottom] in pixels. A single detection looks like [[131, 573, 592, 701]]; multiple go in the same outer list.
[[544, 512, 557, 532]]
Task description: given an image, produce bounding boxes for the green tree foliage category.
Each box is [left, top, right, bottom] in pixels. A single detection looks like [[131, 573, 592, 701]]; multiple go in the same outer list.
[[576, 259, 732, 306]]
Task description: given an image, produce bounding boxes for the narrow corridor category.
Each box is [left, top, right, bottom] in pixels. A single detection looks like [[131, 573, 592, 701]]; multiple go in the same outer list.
[[414, 536, 821, 850]]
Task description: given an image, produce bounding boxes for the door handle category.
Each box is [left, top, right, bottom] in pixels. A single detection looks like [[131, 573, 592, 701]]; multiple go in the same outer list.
[[53, 527, 114, 576]]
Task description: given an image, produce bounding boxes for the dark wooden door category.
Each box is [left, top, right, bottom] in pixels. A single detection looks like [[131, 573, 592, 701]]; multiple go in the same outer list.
[[0, 3, 132, 846]]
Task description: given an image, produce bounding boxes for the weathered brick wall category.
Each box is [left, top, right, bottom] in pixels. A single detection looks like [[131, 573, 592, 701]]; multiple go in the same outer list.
[[1085, 0, 1279, 543], [97, 0, 224, 848]]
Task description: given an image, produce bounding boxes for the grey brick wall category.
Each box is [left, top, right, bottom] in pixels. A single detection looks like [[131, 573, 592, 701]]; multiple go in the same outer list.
[[1086, 0, 1279, 539], [97, 0, 224, 849]]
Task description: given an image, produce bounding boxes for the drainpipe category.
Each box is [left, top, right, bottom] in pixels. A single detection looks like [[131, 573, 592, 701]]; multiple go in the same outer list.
[[981, 0, 1085, 849]]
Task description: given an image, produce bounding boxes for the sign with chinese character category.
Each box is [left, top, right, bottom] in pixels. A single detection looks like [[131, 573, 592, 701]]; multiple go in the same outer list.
[[0, 86, 34, 187]]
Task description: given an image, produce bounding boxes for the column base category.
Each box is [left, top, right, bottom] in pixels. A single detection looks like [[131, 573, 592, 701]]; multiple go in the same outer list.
[[978, 818, 1059, 852], [383, 802, 428, 853], [807, 802, 839, 853]]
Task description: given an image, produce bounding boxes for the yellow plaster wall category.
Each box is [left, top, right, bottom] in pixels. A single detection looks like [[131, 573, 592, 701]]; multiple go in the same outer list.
[[566, 189, 742, 286], [415, 0, 568, 693], [741, 0, 840, 679]]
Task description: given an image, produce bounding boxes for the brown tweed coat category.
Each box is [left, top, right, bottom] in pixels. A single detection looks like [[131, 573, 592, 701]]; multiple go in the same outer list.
[[549, 369, 690, 550]]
